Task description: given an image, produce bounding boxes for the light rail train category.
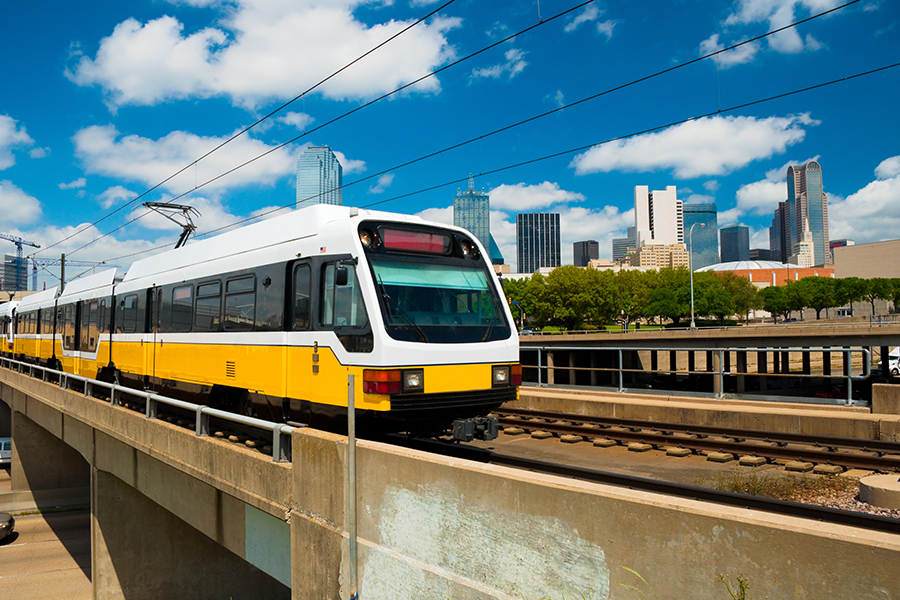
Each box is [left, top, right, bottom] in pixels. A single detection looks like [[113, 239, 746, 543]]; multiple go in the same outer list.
[[0, 205, 520, 440]]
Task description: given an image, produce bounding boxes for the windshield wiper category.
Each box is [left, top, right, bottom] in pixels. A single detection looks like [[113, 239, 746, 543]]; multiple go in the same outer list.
[[377, 276, 428, 343]]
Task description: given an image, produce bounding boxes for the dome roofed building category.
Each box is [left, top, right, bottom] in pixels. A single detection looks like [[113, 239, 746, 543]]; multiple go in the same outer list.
[[697, 260, 833, 287]]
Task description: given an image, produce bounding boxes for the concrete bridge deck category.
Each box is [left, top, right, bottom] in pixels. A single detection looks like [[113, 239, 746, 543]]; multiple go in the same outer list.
[[1, 366, 900, 598]]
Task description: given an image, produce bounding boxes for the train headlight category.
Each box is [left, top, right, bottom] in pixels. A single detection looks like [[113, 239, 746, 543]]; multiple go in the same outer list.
[[492, 365, 510, 387], [359, 229, 380, 249], [402, 369, 424, 393]]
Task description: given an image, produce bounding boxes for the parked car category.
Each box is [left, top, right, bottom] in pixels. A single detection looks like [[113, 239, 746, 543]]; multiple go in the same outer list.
[[877, 347, 900, 376], [0, 512, 14, 541], [0, 438, 10, 466]]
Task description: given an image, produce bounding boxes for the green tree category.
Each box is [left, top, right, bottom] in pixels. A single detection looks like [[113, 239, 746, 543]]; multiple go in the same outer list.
[[717, 272, 761, 323], [793, 276, 837, 320], [759, 286, 791, 323], [834, 277, 866, 316], [863, 278, 893, 315]]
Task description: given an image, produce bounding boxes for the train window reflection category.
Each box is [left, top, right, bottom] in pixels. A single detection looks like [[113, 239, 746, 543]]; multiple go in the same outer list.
[[225, 276, 255, 331]]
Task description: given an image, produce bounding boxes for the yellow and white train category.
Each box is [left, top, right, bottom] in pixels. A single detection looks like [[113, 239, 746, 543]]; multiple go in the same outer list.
[[0, 205, 520, 439]]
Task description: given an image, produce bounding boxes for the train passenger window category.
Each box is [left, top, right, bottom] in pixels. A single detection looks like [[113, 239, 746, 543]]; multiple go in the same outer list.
[[224, 276, 255, 331], [43, 308, 53, 335], [99, 298, 110, 334], [293, 265, 311, 330], [121, 295, 138, 333], [172, 285, 193, 332], [320, 263, 368, 329], [87, 301, 99, 351], [62, 304, 76, 351], [195, 282, 221, 332]]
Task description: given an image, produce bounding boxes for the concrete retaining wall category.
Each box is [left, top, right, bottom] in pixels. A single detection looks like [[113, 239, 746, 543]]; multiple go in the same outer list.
[[292, 428, 900, 599]]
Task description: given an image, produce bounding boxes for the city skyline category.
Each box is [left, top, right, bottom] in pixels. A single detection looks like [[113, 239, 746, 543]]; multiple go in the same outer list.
[[0, 1, 898, 283]]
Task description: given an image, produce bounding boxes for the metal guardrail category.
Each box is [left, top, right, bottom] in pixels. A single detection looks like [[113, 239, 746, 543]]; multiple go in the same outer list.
[[870, 314, 900, 326], [0, 357, 295, 462], [520, 345, 871, 405], [520, 318, 900, 336]]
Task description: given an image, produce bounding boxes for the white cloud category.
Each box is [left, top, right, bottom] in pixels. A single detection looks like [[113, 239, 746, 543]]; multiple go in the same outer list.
[[368, 173, 394, 194], [734, 179, 785, 215], [718, 207, 744, 226], [571, 113, 816, 179], [565, 5, 601, 32], [333, 150, 366, 175], [717, 0, 837, 59], [73, 124, 305, 194], [828, 155, 900, 244], [698, 34, 759, 68], [0, 115, 34, 170], [0, 180, 42, 225], [278, 112, 315, 131], [489, 181, 585, 211], [684, 193, 716, 204], [59, 178, 87, 190], [136, 194, 250, 236], [67, 3, 461, 110], [875, 155, 900, 179], [596, 20, 618, 40], [99, 185, 137, 209], [415, 206, 453, 225], [703, 180, 719, 193], [471, 48, 528, 80], [29, 147, 50, 159], [549, 90, 565, 107]]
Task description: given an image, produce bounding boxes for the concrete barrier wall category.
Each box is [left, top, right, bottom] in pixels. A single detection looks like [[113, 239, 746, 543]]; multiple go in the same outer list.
[[292, 428, 900, 599]]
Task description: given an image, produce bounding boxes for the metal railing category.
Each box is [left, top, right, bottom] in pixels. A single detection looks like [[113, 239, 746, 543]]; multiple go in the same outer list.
[[870, 314, 900, 326], [520, 318, 900, 336], [520, 345, 871, 405], [0, 357, 296, 462]]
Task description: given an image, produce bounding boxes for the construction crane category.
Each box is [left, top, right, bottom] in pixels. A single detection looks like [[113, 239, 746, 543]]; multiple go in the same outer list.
[[0, 233, 40, 292], [31, 258, 108, 291]]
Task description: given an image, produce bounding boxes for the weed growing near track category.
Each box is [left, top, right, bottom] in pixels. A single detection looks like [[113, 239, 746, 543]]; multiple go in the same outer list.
[[699, 468, 858, 503]]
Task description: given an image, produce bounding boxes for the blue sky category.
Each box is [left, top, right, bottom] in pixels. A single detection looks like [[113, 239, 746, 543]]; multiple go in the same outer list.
[[0, 0, 898, 283]]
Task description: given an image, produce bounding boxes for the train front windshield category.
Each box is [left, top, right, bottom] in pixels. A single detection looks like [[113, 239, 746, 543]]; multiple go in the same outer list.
[[369, 258, 511, 344]]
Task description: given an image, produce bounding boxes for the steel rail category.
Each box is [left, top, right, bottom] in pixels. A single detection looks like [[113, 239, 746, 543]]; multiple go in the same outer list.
[[384, 435, 900, 534], [496, 407, 900, 454]]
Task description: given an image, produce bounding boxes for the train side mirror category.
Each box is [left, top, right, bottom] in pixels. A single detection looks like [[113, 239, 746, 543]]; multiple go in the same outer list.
[[335, 266, 349, 286]]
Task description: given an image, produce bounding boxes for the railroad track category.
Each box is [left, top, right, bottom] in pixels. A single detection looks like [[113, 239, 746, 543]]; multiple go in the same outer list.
[[491, 407, 900, 473], [385, 434, 900, 535]]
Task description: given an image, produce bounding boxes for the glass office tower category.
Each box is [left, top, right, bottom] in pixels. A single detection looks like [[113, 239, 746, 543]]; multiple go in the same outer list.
[[516, 213, 560, 273], [296, 146, 342, 209], [719, 224, 750, 263], [682, 203, 718, 270], [573, 240, 599, 267], [787, 161, 830, 265], [453, 175, 491, 251]]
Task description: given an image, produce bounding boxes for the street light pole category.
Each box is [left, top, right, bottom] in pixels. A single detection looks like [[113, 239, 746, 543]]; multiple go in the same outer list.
[[689, 222, 705, 329]]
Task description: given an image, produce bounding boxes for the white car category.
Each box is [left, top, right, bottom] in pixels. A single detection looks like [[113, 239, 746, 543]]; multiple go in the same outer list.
[[0, 438, 10, 466], [877, 347, 900, 376]]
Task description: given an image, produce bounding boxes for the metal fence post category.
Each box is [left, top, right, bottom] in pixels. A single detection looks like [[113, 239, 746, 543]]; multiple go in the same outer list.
[[618, 349, 624, 393], [717, 350, 724, 399], [537, 349, 544, 387], [196, 407, 209, 436]]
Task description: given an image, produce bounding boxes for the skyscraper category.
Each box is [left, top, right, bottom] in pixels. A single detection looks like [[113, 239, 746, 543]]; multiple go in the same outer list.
[[720, 224, 750, 263], [453, 174, 504, 265], [787, 161, 830, 265], [634, 185, 683, 247], [769, 201, 791, 264], [453, 174, 490, 251], [573, 241, 599, 267], [516, 213, 560, 274], [682, 203, 718, 270], [296, 146, 342, 209], [611, 226, 636, 261]]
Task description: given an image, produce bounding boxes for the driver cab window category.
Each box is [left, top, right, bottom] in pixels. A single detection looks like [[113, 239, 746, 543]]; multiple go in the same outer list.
[[320, 262, 368, 329]]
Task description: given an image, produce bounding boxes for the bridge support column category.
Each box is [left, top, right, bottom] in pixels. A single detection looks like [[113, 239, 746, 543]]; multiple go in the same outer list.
[[0, 396, 10, 437], [590, 352, 598, 386], [823, 347, 831, 382], [546, 352, 555, 385], [650, 351, 658, 373], [9, 406, 89, 498], [758, 351, 768, 393], [92, 469, 289, 600], [669, 351, 677, 373], [780, 349, 790, 390], [568, 352, 577, 386], [712, 351, 722, 397], [736, 351, 747, 394], [882, 346, 892, 378]]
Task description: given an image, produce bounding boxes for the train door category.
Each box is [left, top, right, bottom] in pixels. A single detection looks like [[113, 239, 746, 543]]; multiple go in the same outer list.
[[285, 262, 312, 404], [145, 287, 162, 388]]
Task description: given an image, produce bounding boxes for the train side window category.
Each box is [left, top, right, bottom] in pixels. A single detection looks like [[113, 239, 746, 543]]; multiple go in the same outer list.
[[195, 282, 222, 332], [172, 285, 193, 332], [44, 308, 53, 334], [62, 304, 76, 351], [293, 264, 311, 330], [224, 276, 255, 331], [99, 298, 110, 334], [87, 301, 99, 351], [320, 262, 368, 329], [121, 295, 138, 333]]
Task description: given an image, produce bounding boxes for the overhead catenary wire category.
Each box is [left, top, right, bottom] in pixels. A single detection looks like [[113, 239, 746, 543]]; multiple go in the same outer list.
[[91, 60, 900, 269], [34, 0, 463, 259], [59, 0, 855, 258]]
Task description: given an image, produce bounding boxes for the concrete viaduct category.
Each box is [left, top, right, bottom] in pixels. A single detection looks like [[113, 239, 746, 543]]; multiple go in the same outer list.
[[2, 365, 900, 599]]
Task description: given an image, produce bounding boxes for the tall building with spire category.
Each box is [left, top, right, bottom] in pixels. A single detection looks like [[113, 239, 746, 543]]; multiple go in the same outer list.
[[453, 174, 504, 265], [787, 161, 830, 265], [296, 146, 342, 209]]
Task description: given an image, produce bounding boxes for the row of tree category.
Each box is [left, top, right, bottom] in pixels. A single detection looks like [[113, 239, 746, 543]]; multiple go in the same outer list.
[[500, 266, 900, 330]]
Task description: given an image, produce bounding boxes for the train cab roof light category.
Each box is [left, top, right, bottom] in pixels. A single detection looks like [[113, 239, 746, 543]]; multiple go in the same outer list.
[[359, 229, 380, 249], [460, 240, 481, 260], [363, 369, 401, 394]]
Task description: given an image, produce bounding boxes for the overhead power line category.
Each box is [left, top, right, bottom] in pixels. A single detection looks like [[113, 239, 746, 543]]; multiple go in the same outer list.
[[35, 0, 463, 258], [92, 60, 899, 269]]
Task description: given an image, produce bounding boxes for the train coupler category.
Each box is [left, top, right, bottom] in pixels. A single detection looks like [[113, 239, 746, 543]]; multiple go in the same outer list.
[[451, 416, 499, 442]]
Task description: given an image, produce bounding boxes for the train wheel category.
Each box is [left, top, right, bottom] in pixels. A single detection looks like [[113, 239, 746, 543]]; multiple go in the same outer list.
[[237, 391, 255, 418]]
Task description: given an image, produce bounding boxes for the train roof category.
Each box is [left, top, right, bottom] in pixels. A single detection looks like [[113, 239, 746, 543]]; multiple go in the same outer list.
[[58, 269, 118, 303], [0, 301, 18, 316], [16, 286, 59, 311], [120, 204, 430, 285]]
